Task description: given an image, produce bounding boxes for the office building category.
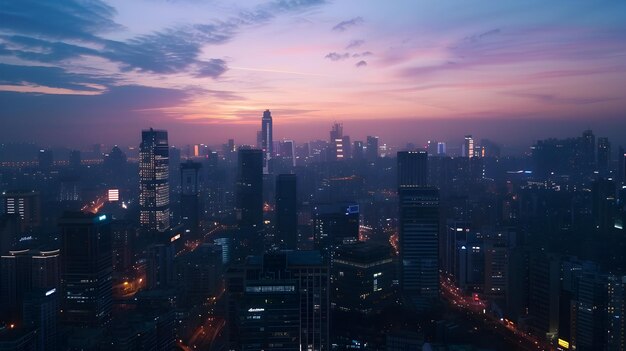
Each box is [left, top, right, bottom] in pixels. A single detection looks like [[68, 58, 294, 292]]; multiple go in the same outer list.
[[180, 160, 201, 236], [139, 128, 170, 233], [397, 151, 428, 187], [59, 212, 113, 327], [366, 136, 379, 162], [597, 137, 611, 174], [226, 251, 329, 351], [236, 149, 263, 228], [312, 202, 359, 254], [276, 174, 297, 249], [38, 149, 53, 169], [261, 110, 273, 174], [1, 191, 41, 232], [332, 242, 395, 313], [463, 135, 474, 158], [397, 151, 439, 304]]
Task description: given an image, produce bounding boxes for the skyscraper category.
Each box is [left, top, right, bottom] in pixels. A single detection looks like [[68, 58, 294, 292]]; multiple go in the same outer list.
[[226, 251, 329, 351], [1, 191, 41, 232], [261, 110, 273, 174], [236, 149, 263, 228], [276, 174, 297, 249], [180, 160, 201, 236], [397, 151, 428, 187], [59, 212, 113, 327], [397, 152, 439, 305], [597, 137, 611, 174], [463, 135, 474, 158], [366, 136, 379, 162], [139, 128, 170, 233], [329, 122, 344, 160]]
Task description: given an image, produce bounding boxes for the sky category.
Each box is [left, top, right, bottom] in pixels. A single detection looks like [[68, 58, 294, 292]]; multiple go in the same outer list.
[[1, 0, 626, 148]]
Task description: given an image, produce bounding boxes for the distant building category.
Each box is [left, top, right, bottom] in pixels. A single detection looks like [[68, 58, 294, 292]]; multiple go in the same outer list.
[[261, 110, 273, 174], [463, 135, 474, 158], [276, 174, 297, 249], [312, 202, 359, 255], [180, 161, 201, 236], [236, 149, 263, 228], [366, 136, 379, 162], [38, 149, 53, 169], [139, 129, 170, 233]]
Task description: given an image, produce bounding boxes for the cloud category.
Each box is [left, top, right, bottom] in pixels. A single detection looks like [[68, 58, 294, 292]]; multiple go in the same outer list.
[[325, 52, 350, 61], [346, 39, 364, 49], [355, 60, 367, 67], [195, 59, 228, 78], [0, 0, 326, 91], [0, 0, 120, 41], [332, 17, 364, 32], [504, 91, 619, 105], [0, 63, 111, 92], [352, 51, 373, 58]]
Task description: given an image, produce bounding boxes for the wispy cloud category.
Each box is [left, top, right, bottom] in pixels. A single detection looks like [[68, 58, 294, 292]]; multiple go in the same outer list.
[[355, 60, 367, 67], [332, 17, 364, 32], [325, 52, 350, 61], [346, 39, 364, 49]]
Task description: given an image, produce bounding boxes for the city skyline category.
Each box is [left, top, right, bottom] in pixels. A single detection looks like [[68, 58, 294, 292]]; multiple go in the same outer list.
[[1, 1, 626, 147]]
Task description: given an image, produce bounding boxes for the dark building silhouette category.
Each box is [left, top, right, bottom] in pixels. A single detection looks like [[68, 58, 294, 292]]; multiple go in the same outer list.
[[312, 202, 359, 254], [59, 212, 112, 327], [180, 161, 201, 236], [69, 150, 81, 169], [226, 251, 329, 351], [397, 151, 428, 187], [397, 152, 439, 305], [139, 129, 170, 233], [592, 178, 616, 233], [1, 191, 41, 232], [261, 110, 273, 174], [236, 149, 263, 228], [597, 137, 610, 174], [366, 136, 378, 162], [38, 149, 53, 169], [276, 174, 297, 249]]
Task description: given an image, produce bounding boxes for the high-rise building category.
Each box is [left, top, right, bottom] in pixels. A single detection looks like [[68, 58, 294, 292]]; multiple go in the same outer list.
[[22, 288, 58, 351], [397, 152, 439, 305], [261, 110, 273, 174], [353, 141, 364, 160], [437, 142, 446, 155], [1, 248, 59, 324], [332, 242, 395, 313], [1, 191, 41, 232], [226, 251, 329, 351], [397, 151, 428, 187], [366, 136, 379, 162], [236, 149, 263, 228], [463, 135, 474, 158], [313, 202, 359, 254], [597, 137, 611, 174], [180, 161, 201, 236], [139, 128, 170, 233], [276, 174, 297, 249], [38, 149, 53, 169], [69, 150, 81, 169], [59, 212, 112, 327], [329, 122, 344, 161], [592, 178, 616, 233]]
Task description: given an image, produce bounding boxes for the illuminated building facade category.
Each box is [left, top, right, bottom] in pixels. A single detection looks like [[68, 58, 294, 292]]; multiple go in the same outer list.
[[1, 191, 41, 231], [139, 128, 170, 233], [463, 135, 474, 158]]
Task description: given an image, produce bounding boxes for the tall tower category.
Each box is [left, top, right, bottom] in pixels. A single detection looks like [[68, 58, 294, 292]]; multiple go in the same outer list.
[[397, 151, 439, 306], [261, 110, 273, 174], [236, 149, 263, 228], [463, 135, 474, 158], [59, 212, 113, 327], [139, 128, 170, 233], [276, 174, 297, 249], [329, 122, 344, 160], [180, 161, 201, 236], [366, 136, 379, 162]]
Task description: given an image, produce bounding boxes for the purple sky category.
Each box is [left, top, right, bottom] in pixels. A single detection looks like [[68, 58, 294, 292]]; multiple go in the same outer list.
[[1, 1, 625, 148]]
